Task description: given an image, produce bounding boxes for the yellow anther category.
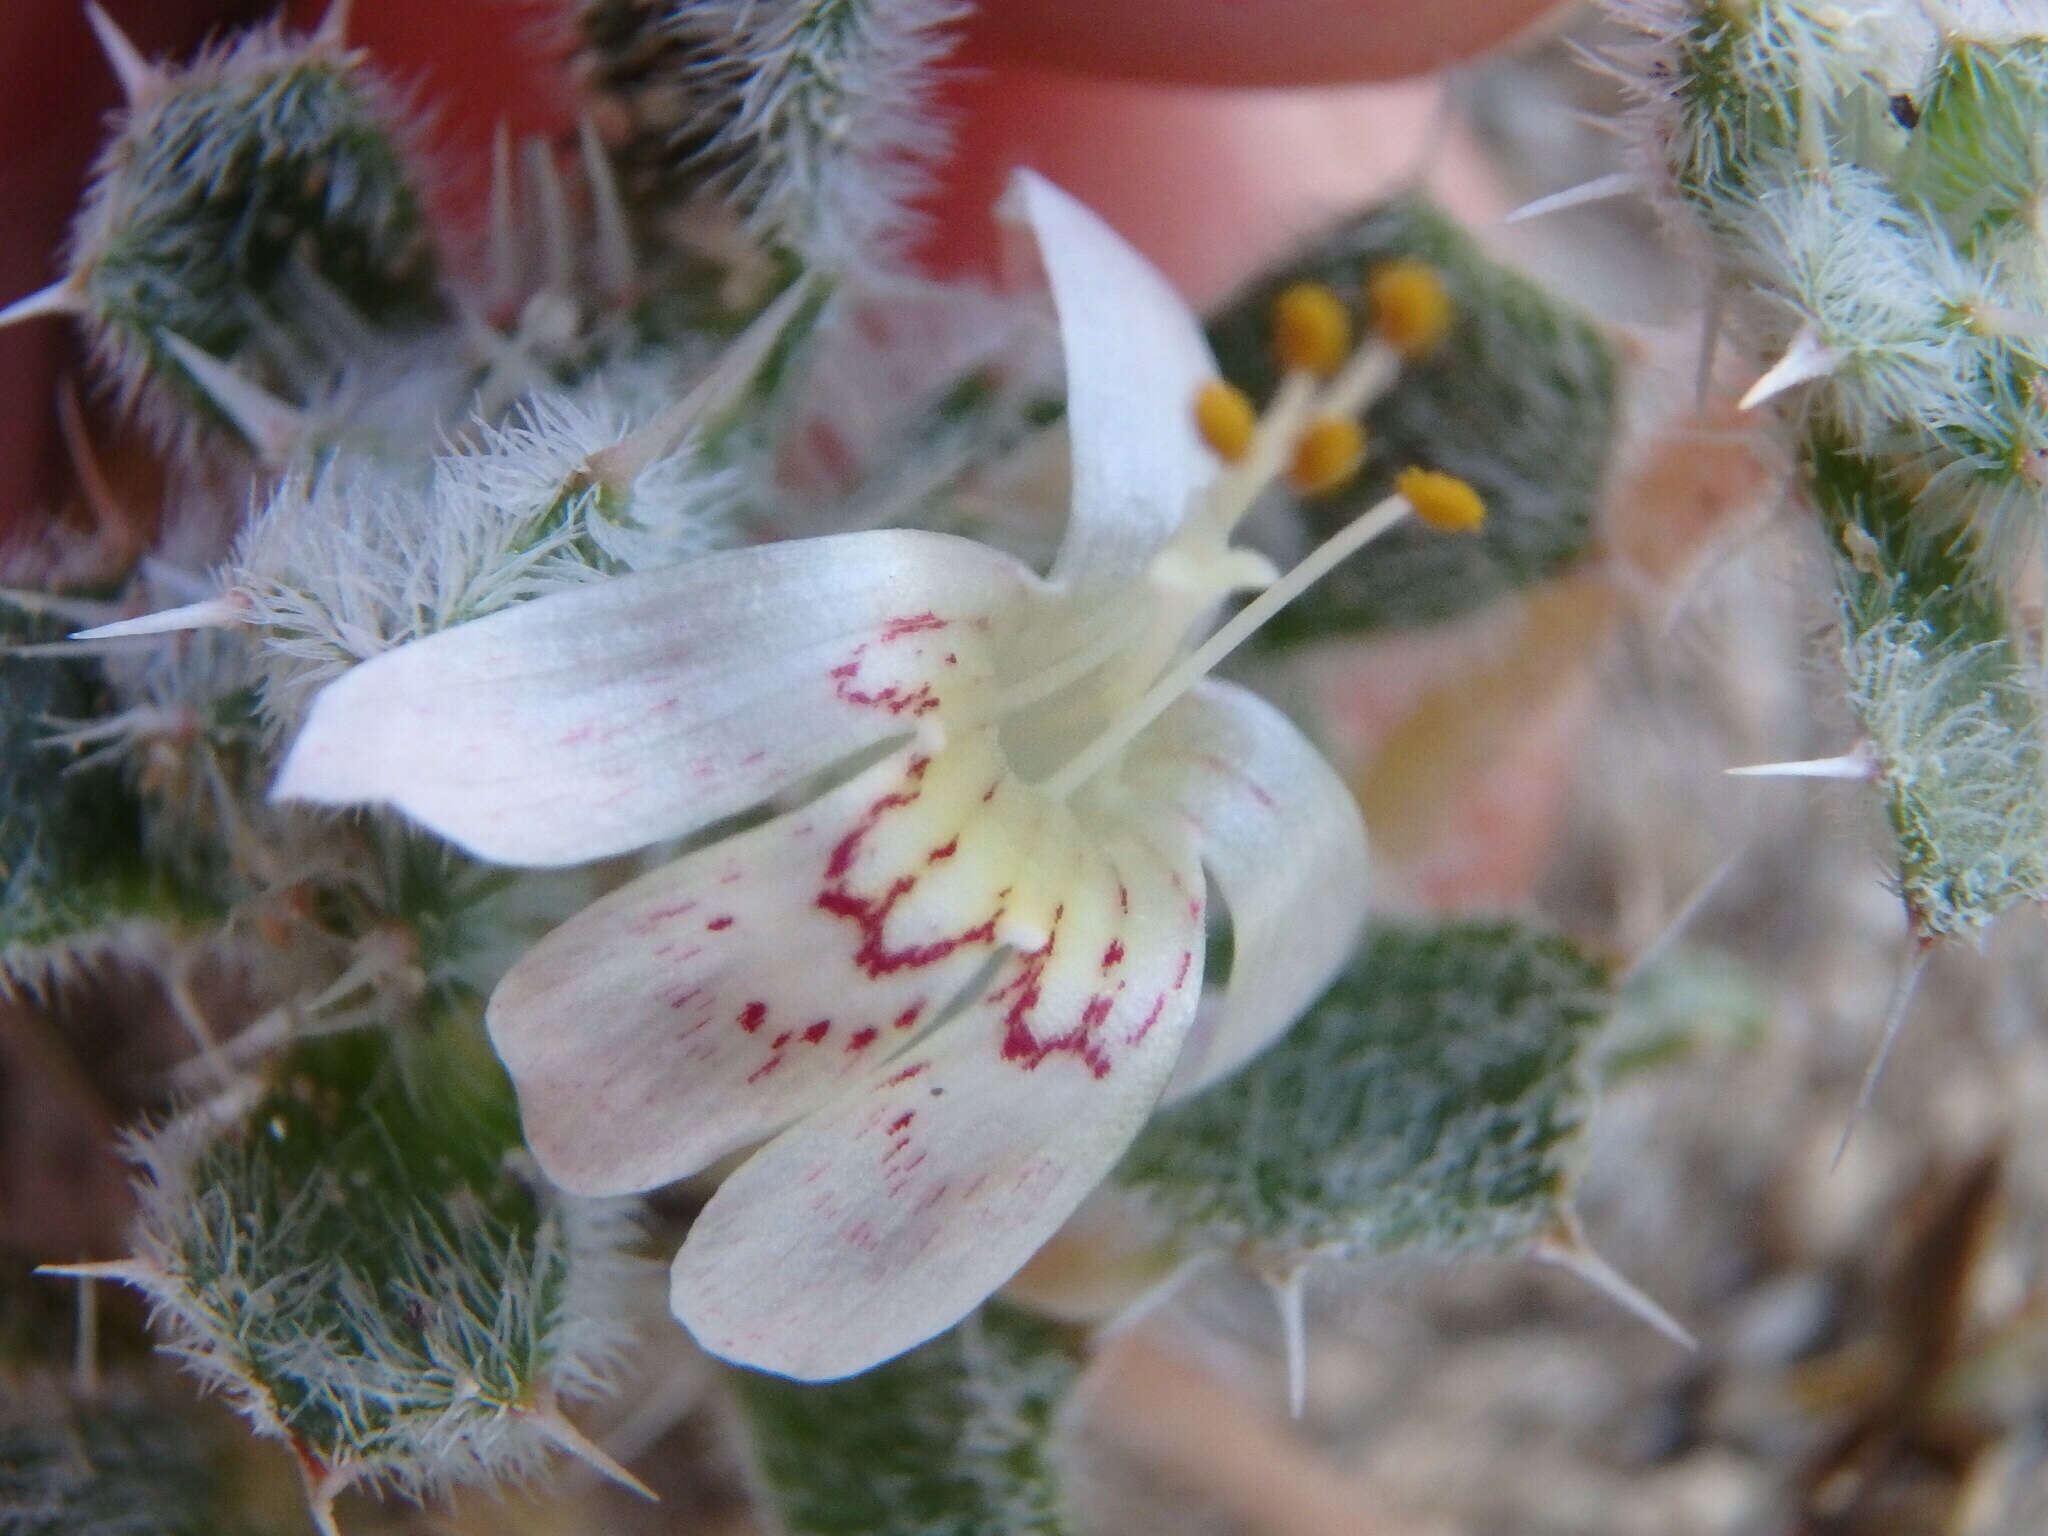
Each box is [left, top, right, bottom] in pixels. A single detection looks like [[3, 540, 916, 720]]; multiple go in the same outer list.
[[1396, 466, 1485, 532], [1367, 260, 1452, 359], [1287, 417, 1366, 497], [1272, 282, 1352, 378], [1193, 379, 1258, 462]]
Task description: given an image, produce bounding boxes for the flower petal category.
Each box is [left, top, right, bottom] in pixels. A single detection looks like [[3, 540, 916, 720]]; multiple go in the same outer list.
[[489, 730, 1054, 1195], [670, 810, 1207, 1380], [1125, 680, 1369, 1099], [272, 530, 1034, 865], [1008, 170, 1219, 591]]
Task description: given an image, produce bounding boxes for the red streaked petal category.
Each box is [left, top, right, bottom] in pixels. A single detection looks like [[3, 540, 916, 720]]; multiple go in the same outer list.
[[1127, 679, 1369, 1098], [669, 811, 1205, 1380], [488, 730, 1059, 1195], [272, 529, 1034, 866]]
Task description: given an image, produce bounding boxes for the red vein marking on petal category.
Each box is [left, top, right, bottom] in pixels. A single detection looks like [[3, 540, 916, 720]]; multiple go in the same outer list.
[[558, 723, 595, 746], [823, 756, 930, 879], [816, 760, 1001, 978], [1192, 750, 1277, 808], [706, 915, 734, 931], [831, 642, 941, 717], [1117, 883, 1130, 914], [982, 780, 1000, 802], [1101, 939, 1125, 972], [747, 1055, 785, 1083], [625, 899, 696, 934], [886, 1112, 915, 1135], [802, 1021, 831, 1045], [880, 612, 948, 641], [770, 1031, 793, 1050], [893, 1004, 923, 1031], [929, 837, 959, 862], [1173, 950, 1193, 990], [1129, 994, 1168, 1045], [885, 1062, 929, 1086], [944, 652, 958, 665], [817, 887, 998, 976], [738, 1001, 767, 1033], [847, 1027, 879, 1051], [993, 909, 1113, 1078], [665, 986, 705, 1011]]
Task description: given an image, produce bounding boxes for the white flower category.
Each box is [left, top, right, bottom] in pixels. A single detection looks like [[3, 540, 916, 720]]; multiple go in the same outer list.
[[273, 173, 1418, 1380]]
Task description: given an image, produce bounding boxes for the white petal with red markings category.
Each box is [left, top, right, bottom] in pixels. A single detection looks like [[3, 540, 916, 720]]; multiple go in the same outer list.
[[669, 810, 1207, 1380], [488, 729, 1080, 1194], [272, 530, 1034, 865], [1127, 680, 1370, 1099]]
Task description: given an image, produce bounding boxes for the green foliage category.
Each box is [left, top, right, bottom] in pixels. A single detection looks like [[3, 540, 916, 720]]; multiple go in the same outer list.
[[572, 0, 964, 267], [1206, 195, 1616, 641], [732, 1303, 1082, 1536], [1813, 437, 2048, 940], [68, 22, 441, 442], [1119, 921, 1611, 1265], [118, 1022, 640, 1500], [1602, 945, 1770, 1082], [1613, 1, 2048, 937], [1901, 38, 2048, 248], [0, 628, 158, 994]]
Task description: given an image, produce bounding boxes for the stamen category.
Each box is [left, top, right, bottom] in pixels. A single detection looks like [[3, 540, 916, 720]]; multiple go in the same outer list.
[[1044, 488, 1459, 800], [1318, 338, 1402, 422], [1271, 283, 1351, 379], [1183, 370, 1318, 544], [1193, 379, 1257, 462], [1367, 260, 1452, 360], [1286, 417, 1366, 496], [1395, 467, 1485, 532]]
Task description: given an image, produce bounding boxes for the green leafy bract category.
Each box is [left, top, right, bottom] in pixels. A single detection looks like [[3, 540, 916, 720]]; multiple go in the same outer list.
[[1119, 921, 1610, 1263]]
